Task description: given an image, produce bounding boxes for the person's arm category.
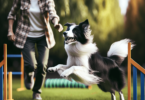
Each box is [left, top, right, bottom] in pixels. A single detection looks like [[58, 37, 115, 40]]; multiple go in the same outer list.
[[7, 0, 20, 41], [8, 20, 15, 41], [52, 18, 63, 32], [47, 0, 63, 32]]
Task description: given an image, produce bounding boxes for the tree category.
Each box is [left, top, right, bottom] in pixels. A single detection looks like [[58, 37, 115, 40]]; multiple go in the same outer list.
[[124, 0, 145, 65]]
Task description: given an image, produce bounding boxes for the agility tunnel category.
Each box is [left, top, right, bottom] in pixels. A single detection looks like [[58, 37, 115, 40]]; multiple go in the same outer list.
[[128, 42, 145, 100], [45, 78, 91, 89]]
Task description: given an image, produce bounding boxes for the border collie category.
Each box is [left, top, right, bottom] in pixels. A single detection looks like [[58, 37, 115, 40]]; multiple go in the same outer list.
[[48, 19, 134, 100]]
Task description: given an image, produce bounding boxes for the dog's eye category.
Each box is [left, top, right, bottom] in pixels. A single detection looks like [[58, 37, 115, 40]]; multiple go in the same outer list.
[[66, 27, 70, 31]]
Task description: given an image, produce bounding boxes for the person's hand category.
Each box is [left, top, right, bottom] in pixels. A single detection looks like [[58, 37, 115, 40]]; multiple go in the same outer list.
[[54, 24, 63, 32], [7, 30, 15, 41]]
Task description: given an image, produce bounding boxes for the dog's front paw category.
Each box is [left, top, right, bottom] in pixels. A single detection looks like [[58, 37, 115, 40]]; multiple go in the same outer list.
[[48, 67, 57, 73], [60, 70, 71, 78]]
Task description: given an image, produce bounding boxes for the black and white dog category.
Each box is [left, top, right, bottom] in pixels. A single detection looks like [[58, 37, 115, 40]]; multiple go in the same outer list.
[[48, 19, 134, 100]]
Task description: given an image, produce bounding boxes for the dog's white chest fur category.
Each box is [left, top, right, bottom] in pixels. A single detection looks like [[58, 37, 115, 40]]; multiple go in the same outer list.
[[65, 42, 98, 57], [65, 42, 98, 67]]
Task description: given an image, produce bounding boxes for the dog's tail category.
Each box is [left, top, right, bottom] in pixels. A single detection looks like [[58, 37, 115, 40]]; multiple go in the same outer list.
[[107, 39, 135, 66]]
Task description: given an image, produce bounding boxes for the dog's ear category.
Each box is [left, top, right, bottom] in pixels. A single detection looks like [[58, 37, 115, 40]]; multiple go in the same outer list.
[[79, 19, 89, 30], [64, 23, 76, 27], [64, 23, 71, 27]]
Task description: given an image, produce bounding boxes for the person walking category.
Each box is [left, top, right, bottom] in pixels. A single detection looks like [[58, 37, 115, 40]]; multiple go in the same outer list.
[[7, 0, 63, 99]]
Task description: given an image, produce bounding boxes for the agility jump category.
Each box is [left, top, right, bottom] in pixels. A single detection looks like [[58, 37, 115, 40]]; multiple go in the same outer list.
[[128, 42, 145, 100], [0, 44, 9, 100], [0, 44, 25, 100]]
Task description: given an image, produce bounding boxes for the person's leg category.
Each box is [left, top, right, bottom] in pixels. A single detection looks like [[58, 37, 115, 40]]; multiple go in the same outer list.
[[22, 37, 37, 89], [32, 36, 49, 94]]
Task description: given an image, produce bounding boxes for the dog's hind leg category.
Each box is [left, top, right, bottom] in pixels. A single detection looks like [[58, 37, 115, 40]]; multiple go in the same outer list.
[[111, 92, 116, 100], [119, 91, 125, 100]]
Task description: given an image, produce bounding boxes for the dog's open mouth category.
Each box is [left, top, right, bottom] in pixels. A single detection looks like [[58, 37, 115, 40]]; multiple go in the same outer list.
[[65, 37, 76, 44]]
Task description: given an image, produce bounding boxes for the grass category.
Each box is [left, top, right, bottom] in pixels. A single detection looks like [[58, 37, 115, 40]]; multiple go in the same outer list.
[[6, 78, 142, 100]]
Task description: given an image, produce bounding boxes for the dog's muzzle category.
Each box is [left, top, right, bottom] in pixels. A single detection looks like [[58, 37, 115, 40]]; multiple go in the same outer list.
[[65, 37, 76, 44]]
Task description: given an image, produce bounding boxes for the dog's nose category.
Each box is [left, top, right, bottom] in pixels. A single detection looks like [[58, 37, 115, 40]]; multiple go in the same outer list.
[[63, 32, 67, 37]]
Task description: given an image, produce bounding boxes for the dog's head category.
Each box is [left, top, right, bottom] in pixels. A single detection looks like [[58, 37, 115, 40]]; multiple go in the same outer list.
[[63, 19, 92, 45]]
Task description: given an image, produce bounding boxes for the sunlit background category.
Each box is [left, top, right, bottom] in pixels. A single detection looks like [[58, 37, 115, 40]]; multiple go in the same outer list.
[[118, 0, 130, 15], [0, 0, 145, 77]]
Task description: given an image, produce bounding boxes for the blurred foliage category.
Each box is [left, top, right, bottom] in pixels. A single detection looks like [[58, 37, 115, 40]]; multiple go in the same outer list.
[[0, 0, 124, 65], [124, 0, 145, 65]]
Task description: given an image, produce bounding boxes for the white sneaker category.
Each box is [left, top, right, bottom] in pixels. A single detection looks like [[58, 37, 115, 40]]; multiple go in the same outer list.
[[33, 92, 42, 100]]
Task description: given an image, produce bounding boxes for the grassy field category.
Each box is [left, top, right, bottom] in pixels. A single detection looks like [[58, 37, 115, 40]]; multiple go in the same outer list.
[[6, 78, 141, 100]]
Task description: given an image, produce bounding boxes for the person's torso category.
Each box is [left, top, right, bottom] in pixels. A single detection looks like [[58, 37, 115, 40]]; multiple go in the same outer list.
[[27, 0, 45, 38]]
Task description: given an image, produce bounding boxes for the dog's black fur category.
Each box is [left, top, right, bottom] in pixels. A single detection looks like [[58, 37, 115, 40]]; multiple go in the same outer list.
[[89, 53, 126, 93]]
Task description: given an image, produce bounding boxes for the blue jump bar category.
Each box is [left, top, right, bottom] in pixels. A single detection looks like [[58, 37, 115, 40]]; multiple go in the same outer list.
[[140, 72, 144, 100], [7, 54, 22, 58], [0, 66, 3, 100], [3, 54, 22, 58], [3, 72, 22, 75], [11, 72, 22, 75], [133, 66, 137, 100]]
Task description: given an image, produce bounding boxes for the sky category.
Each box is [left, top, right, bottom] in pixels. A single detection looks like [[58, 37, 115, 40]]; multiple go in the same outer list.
[[118, 0, 130, 15]]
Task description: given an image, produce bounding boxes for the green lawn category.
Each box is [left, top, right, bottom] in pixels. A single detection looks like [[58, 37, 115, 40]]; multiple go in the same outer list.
[[6, 78, 141, 100]]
